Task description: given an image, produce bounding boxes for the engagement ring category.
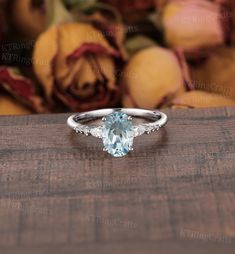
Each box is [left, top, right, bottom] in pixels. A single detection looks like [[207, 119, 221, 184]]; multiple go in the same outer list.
[[67, 108, 168, 157]]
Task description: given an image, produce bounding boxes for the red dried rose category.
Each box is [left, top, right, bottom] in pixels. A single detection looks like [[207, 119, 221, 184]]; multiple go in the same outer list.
[[33, 22, 125, 112], [0, 67, 46, 113]]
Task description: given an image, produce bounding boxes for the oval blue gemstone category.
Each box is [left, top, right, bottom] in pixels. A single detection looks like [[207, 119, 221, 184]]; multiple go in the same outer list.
[[102, 112, 134, 157]]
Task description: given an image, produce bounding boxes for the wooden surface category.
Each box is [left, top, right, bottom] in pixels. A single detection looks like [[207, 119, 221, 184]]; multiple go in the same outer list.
[[0, 107, 234, 254]]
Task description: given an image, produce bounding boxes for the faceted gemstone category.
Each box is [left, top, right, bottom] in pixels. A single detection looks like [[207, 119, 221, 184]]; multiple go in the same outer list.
[[102, 112, 134, 157]]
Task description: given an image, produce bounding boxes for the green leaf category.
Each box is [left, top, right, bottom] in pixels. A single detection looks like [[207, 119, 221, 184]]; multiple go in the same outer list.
[[46, 0, 74, 26], [125, 35, 158, 56], [63, 0, 97, 11], [64, 0, 122, 23]]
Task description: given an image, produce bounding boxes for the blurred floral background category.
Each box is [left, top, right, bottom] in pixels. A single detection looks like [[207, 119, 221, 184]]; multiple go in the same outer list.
[[0, 0, 235, 115]]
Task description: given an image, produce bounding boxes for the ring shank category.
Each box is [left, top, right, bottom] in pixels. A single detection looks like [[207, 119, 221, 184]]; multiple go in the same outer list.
[[67, 108, 167, 138]]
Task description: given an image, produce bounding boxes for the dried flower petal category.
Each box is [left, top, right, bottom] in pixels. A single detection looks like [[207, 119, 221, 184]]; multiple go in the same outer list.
[[190, 47, 235, 100], [78, 12, 127, 59], [172, 90, 235, 108], [0, 67, 46, 113], [122, 46, 189, 109], [0, 95, 32, 115]]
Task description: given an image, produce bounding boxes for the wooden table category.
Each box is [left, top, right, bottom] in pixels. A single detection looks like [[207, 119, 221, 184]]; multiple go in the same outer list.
[[0, 107, 234, 254]]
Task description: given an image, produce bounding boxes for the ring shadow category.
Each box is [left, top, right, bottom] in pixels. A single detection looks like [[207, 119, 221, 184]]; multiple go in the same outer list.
[[133, 128, 169, 157]]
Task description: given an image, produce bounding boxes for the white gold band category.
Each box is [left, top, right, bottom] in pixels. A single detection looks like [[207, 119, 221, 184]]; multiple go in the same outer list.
[[67, 108, 168, 138]]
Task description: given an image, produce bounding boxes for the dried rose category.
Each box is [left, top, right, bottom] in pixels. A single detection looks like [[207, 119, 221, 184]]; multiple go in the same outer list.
[[33, 22, 125, 111], [7, 0, 47, 38], [162, 0, 226, 54], [172, 90, 235, 108], [190, 47, 235, 100], [0, 67, 46, 113], [0, 95, 32, 115], [122, 47, 190, 109]]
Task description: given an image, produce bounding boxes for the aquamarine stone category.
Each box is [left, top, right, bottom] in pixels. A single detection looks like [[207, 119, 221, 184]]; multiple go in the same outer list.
[[102, 112, 134, 157]]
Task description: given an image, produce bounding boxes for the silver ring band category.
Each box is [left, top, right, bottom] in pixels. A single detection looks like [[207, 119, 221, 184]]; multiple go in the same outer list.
[[67, 108, 167, 157]]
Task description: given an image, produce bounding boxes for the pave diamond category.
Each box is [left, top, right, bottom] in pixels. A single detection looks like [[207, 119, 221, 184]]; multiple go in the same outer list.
[[102, 112, 134, 157], [133, 123, 160, 137], [133, 125, 146, 137], [90, 127, 102, 138]]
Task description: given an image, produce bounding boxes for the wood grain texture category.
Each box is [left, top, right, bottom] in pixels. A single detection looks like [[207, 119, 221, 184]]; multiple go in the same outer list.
[[0, 107, 234, 254]]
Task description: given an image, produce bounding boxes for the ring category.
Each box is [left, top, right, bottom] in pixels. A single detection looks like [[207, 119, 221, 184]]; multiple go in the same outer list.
[[67, 108, 168, 157]]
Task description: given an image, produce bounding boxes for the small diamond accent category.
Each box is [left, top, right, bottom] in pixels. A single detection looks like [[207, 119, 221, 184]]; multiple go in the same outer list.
[[74, 125, 90, 136], [133, 126, 146, 137], [134, 123, 160, 137], [90, 127, 102, 139]]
